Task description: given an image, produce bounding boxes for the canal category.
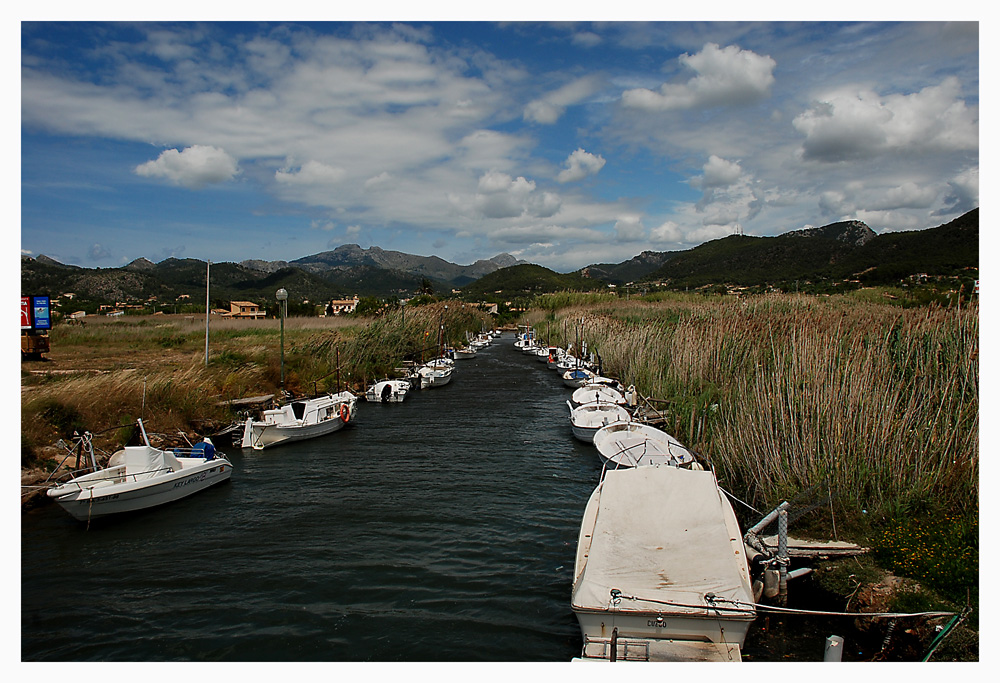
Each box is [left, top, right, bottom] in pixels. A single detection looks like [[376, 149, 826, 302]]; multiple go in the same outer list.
[[21, 332, 870, 662]]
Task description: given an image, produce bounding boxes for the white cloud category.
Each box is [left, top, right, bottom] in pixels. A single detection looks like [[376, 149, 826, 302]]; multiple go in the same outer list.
[[469, 170, 562, 219], [557, 148, 606, 183], [524, 75, 602, 124], [937, 166, 979, 215], [650, 220, 684, 243], [870, 182, 938, 211], [275, 160, 347, 185], [794, 77, 978, 163], [621, 43, 776, 111], [134, 145, 239, 188], [700, 155, 742, 188], [489, 224, 605, 246], [572, 31, 602, 48], [614, 216, 646, 242]]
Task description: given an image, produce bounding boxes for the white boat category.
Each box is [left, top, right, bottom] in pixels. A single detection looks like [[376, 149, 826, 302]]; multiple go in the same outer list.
[[592, 422, 696, 468], [562, 367, 596, 387], [571, 465, 756, 661], [417, 357, 454, 389], [47, 421, 232, 522], [365, 379, 410, 403], [571, 383, 627, 407], [568, 401, 632, 443], [453, 346, 477, 359], [240, 390, 357, 450]]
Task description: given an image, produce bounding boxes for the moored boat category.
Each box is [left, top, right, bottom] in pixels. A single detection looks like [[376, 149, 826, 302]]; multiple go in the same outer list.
[[241, 390, 357, 450], [417, 357, 454, 389], [568, 401, 632, 443], [571, 464, 756, 661], [365, 379, 410, 403], [47, 420, 232, 522], [571, 382, 627, 407], [592, 422, 696, 468]]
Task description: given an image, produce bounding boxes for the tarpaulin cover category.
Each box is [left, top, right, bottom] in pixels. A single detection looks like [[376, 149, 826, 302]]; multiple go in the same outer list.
[[572, 465, 753, 616]]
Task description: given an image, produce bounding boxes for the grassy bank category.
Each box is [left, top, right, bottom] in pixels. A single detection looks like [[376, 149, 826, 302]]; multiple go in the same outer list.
[[21, 303, 492, 466], [524, 291, 978, 608]]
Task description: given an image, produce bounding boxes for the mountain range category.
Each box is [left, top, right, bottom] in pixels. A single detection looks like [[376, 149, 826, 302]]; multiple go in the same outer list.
[[21, 209, 978, 305]]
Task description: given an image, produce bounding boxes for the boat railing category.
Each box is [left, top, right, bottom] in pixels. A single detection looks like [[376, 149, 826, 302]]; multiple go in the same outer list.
[[57, 466, 176, 490]]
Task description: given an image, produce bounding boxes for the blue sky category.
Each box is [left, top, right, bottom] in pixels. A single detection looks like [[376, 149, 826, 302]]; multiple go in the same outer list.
[[18, 13, 981, 272]]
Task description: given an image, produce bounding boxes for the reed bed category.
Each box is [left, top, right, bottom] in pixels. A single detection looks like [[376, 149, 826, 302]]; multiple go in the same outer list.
[[542, 293, 978, 527]]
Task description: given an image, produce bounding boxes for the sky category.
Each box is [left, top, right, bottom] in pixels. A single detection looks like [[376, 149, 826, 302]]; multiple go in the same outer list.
[[17, 10, 982, 273]]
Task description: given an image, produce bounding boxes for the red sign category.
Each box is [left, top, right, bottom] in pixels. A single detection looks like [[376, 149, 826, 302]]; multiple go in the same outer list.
[[21, 297, 32, 330]]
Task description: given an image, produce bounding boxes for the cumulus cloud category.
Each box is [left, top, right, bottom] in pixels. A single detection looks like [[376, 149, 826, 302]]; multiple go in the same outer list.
[[700, 155, 742, 188], [794, 77, 978, 162], [557, 148, 606, 183], [134, 145, 239, 188], [936, 166, 979, 216], [650, 220, 684, 243], [621, 43, 776, 111], [870, 182, 938, 211], [471, 170, 562, 219], [614, 216, 646, 242], [524, 75, 602, 124]]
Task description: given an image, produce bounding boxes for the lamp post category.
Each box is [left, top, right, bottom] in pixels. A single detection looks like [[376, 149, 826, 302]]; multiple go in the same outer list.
[[276, 288, 288, 389]]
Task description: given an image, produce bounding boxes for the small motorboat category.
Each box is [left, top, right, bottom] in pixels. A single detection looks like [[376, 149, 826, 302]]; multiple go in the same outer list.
[[365, 379, 410, 403], [241, 390, 357, 450], [417, 357, 454, 389], [568, 401, 632, 443], [47, 420, 232, 522], [592, 422, 696, 468], [453, 346, 477, 359], [571, 383, 627, 407]]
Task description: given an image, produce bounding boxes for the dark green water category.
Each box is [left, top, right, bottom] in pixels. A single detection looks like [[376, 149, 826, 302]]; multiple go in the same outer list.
[[21, 334, 605, 661]]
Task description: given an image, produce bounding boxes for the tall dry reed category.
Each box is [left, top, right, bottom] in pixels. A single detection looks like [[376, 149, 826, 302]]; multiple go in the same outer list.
[[546, 293, 978, 523]]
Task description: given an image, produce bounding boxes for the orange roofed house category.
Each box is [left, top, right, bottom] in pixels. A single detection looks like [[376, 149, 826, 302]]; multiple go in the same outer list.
[[225, 301, 267, 320]]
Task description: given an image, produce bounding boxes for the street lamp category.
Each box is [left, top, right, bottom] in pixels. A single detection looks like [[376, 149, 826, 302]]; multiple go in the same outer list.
[[276, 288, 288, 389]]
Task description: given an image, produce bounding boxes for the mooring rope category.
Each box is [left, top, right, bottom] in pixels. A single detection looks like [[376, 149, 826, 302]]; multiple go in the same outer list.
[[610, 590, 957, 620]]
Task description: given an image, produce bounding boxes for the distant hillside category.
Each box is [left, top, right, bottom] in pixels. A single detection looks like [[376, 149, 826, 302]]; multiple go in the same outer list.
[[246, 244, 527, 289], [578, 250, 677, 284], [642, 210, 977, 288], [21, 245, 529, 304], [460, 264, 600, 299], [21, 210, 978, 307]]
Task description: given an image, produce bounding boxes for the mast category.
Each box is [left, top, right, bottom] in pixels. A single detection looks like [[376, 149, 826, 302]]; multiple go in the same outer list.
[[204, 260, 210, 365]]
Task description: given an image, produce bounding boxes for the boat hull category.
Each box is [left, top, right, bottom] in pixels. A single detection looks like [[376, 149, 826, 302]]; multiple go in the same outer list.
[[241, 393, 357, 449], [243, 416, 347, 449], [48, 459, 232, 522]]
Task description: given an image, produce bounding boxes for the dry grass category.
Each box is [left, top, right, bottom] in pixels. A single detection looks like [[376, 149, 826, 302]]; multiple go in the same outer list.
[[21, 306, 492, 459]]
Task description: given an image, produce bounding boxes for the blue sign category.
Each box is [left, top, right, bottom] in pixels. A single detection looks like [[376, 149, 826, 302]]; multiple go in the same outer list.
[[32, 296, 51, 330]]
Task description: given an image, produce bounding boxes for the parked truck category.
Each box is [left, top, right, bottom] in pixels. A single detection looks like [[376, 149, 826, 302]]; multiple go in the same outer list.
[[21, 295, 51, 360]]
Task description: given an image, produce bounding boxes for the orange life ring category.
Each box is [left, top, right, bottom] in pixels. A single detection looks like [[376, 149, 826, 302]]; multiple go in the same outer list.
[[340, 403, 351, 423]]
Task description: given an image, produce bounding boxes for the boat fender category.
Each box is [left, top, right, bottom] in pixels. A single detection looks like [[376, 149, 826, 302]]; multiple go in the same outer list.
[[340, 403, 351, 423]]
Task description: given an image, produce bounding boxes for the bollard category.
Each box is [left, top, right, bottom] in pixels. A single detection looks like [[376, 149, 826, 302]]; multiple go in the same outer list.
[[824, 635, 845, 661]]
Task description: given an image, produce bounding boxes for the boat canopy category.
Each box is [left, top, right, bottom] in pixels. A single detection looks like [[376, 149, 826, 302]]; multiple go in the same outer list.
[[108, 445, 182, 480], [573, 465, 753, 616]]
